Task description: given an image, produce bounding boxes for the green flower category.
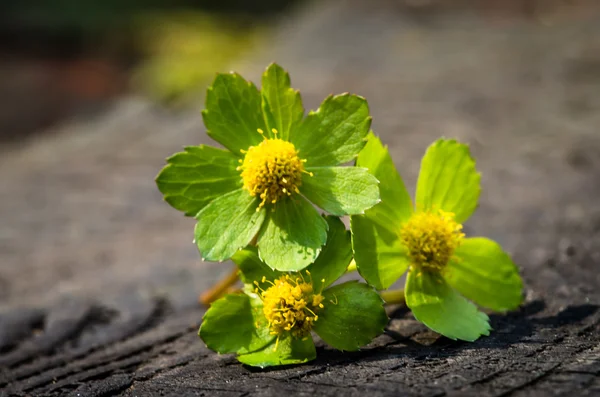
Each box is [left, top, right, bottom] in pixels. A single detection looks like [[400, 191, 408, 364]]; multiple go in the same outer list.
[[199, 217, 388, 367], [351, 134, 523, 341], [156, 63, 379, 271]]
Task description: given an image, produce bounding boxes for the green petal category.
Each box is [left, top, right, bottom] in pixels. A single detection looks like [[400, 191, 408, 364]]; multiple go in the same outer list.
[[290, 94, 371, 166], [261, 63, 304, 141], [301, 167, 380, 216], [356, 133, 412, 223], [351, 214, 411, 290], [405, 270, 491, 342], [350, 213, 410, 289], [313, 281, 388, 351], [234, 217, 351, 291], [445, 237, 523, 312], [237, 335, 316, 368], [156, 145, 242, 216], [305, 216, 353, 291], [202, 72, 266, 155], [194, 189, 266, 261], [257, 196, 328, 271], [232, 246, 283, 289], [350, 133, 414, 290], [415, 139, 480, 223], [199, 293, 274, 354]]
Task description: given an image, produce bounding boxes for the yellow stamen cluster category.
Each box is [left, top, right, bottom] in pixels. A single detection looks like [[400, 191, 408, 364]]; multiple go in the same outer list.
[[400, 209, 465, 272], [237, 128, 310, 210], [255, 272, 324, 339]]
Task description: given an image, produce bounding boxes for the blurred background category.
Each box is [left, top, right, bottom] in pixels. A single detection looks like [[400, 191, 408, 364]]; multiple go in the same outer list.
[[1, 0, 598, 145], [0, 0, 299, 143], [1, 0, 599, 311], [2, 3, 600, 394]]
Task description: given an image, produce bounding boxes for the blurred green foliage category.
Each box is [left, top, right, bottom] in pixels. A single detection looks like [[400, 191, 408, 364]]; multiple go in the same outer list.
[[131, 12, 264, 105], [0, 1, 294, 105]]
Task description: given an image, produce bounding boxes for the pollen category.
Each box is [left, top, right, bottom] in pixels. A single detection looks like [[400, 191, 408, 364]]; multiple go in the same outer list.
[[255, 273, 324, 339], [400, 209, 465, 272], [237, 129, 310, 210]]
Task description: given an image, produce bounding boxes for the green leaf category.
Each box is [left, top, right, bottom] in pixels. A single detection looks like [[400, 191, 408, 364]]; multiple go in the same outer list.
[[415, 139, 480, 223], [257, 196, 328, 271], [199, 293, 274, 354], [356, 133, 412, 223], [194, 189, 266, 261], [232, 246, 283, 289], [301, 167, 380, 216], [446, 237, 523, 312], [156, 145, 242, 216], [350, 214, 411, 290], [237, 335, 316, 368], [261, 63, 304, 141], [313, 281, 387, 351], [306, 216, 353, 291], [290, 94, 371, 167], [350, 133, 414, 289], [202, 72, 266, 155], [405, 269, 491, 342]]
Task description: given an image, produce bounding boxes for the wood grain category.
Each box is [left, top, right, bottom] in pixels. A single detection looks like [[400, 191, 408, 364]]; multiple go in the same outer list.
[[1, 1, 599, 395]]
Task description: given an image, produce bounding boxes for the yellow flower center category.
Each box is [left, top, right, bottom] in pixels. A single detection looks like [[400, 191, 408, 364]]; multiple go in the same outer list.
[[237, 128, 310, 210], [255, 272, 324, 339], [400, 209, 465, 272]]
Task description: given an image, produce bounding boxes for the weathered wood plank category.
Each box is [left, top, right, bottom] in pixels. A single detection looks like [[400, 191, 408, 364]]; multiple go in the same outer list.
[[1, 0, 599, 395]]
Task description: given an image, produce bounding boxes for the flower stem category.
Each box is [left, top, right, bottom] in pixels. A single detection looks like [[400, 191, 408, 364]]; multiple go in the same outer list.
[[345, 259, 357, 273], [200, 234, 259, 306], [199, 267, 240, 306], [380, 289, 405, 305]]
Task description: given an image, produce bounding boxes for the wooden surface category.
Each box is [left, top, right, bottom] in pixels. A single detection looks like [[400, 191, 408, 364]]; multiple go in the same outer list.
[[1, 1, 600, 395]]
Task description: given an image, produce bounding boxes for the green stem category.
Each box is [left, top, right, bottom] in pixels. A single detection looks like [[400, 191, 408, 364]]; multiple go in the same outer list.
[[380, 289, 406, 305]]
